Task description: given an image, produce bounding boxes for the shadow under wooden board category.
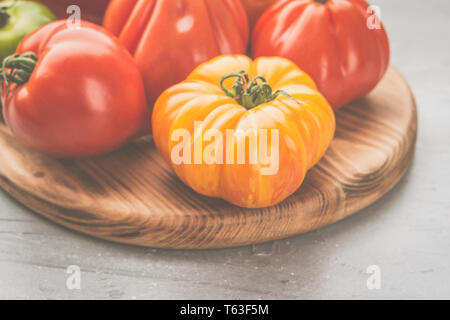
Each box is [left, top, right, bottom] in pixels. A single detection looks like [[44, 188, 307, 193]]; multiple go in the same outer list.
[[0, 66, 417, 249]]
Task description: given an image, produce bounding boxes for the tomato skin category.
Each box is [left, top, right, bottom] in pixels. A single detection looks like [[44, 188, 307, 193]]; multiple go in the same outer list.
[[103, 0, 249, 108], [1, 20, 148, 157], [36, 0, 109, 24], [252, 0, 390, 110], [240, 0, 278, 30], [152, 55, 335, 208]]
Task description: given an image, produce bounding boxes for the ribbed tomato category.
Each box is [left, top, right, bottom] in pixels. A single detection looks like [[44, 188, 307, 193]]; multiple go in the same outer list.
[[252, 0, 390, 110], [152, 55, 335, 208], [103, 0, 249, 108]]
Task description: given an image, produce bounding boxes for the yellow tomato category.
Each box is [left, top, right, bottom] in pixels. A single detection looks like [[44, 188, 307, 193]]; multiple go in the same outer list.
[[152, 55, 335, 208]]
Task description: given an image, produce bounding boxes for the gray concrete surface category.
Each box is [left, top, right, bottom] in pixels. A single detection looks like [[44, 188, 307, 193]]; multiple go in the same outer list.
[[0, 0, 449, 300]]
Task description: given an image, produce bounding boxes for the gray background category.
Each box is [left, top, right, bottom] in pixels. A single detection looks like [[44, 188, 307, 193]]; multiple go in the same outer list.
[[0, 0, 449, 300]]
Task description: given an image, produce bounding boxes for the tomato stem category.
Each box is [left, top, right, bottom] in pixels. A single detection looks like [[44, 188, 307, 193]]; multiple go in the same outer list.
[[1, 52, 38, 88], [220, 71, 298, 109], [314, 0, 328, 4]]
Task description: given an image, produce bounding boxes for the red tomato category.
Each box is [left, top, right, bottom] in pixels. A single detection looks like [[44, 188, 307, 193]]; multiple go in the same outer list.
[[103, 0, 249, 107], [252, 0, 390, 110], [1, 21, 148, 157], [37, 0, 110, 24]]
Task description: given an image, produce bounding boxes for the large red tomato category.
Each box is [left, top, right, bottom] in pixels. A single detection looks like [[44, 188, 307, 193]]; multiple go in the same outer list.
[[252, 0, 390, 110], [1, 21, 148, 157], [37, 0, 109, 24], [103, 0, 249, 107]]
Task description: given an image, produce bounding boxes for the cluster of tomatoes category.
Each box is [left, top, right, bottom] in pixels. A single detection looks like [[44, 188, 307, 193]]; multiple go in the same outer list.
[[0, 0, 390, 208]]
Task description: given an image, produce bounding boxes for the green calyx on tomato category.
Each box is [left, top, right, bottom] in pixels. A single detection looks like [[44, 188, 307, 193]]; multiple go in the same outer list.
[[1, 51, 36, 87], [220, 71, 296, 110], [0, 0, 55, 64]]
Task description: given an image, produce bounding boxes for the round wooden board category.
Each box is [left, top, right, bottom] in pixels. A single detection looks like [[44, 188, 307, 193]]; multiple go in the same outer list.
[[0, 66, 417, 249]]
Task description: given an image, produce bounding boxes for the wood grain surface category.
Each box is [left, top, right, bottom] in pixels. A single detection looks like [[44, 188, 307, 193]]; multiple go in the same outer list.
[[0, 66, 417, 249]]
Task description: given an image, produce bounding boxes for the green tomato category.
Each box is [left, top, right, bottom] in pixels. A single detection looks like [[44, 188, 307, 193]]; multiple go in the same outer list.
[[0, 0, 55, 63]]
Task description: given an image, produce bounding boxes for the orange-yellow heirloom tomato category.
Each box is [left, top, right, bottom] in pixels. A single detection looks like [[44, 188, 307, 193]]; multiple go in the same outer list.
[[152, 55, 335, 208]]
